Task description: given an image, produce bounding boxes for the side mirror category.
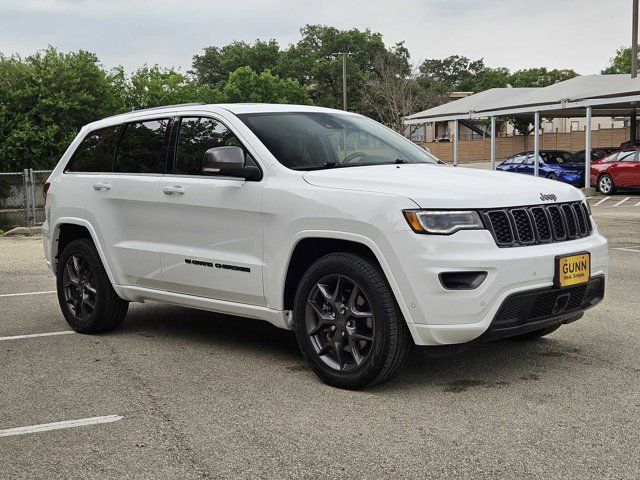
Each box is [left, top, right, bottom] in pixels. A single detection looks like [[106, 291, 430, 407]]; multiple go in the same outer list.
[[202, 146, 260, 180]]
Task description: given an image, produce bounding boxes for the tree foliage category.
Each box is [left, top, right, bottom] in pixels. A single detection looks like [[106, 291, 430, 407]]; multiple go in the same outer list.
[[602, 45, 640, 74], [191, 40, 282, 87], [221, 66, 311, 104], [0, 47, 117, 170]]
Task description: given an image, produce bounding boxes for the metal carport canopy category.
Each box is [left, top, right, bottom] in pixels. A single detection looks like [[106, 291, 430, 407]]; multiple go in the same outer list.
[[404, 74, 640, 124]]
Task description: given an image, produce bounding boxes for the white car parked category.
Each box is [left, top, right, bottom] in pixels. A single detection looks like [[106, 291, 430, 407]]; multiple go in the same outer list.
[[43, 103, 608, 388]]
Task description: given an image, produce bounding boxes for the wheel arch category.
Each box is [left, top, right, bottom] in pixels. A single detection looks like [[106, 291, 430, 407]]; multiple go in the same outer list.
[[281, 232, 417, 335], [51, 218, 123, 296]]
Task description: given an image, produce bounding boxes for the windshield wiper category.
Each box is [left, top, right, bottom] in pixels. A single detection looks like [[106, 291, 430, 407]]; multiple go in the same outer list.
[[394, 158, 409, 164], [290, 162, 343, 171]]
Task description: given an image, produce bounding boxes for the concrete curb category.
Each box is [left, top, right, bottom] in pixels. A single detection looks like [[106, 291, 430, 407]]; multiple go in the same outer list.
[[3, 226, 42, 237]]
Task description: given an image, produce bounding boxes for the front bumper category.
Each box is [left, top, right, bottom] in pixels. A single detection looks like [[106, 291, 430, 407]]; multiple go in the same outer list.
[[481, 275, 604, 341], [557, 171, 584, 186], [376, 225, 608, 346]]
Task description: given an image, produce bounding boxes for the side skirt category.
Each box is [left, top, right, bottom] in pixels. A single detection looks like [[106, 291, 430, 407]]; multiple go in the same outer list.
[[118, 286, 290, 330]]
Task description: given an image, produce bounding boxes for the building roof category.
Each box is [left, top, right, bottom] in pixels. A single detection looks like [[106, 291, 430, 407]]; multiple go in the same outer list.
[[405, 74, 640, 124]]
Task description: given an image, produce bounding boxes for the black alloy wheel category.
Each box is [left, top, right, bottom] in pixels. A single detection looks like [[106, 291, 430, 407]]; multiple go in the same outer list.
[[293, 252, 412, 389], [62, 254, 97, 320], [305, 274, 375, 372], [56, 238, 128, 333]]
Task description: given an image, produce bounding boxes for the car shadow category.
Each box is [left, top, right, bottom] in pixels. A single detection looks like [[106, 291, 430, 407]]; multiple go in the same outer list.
[[111, 302, 592, 392]]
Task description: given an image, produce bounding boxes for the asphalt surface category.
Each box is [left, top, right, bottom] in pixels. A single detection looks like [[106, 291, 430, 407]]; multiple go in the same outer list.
[[0, 204, 638, 479]]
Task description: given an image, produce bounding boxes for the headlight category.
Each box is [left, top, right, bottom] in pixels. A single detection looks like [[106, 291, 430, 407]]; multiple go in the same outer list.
[[403, 210, 484, 235]]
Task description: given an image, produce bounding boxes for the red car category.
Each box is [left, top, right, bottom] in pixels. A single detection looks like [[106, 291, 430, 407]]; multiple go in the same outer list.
[[590, 147, 640, 194]]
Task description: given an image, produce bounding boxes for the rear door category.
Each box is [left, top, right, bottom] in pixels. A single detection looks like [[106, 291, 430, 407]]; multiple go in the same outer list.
[[612, 150, 640, 186], [157, 115, 265, 306], [84, 118, 170, 289]]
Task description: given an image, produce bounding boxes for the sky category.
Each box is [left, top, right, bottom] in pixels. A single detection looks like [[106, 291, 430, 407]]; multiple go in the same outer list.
[[0, 0, 634, 75]]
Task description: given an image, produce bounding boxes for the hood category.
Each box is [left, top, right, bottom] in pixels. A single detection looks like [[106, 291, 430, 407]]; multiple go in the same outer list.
[[302, 164, 584, 209]]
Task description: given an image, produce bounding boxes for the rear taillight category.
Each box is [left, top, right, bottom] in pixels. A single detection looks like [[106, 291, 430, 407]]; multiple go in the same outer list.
[[43, 182, 50, 201]]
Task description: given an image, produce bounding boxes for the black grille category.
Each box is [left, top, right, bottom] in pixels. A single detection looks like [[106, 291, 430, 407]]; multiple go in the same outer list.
[[492, 276, 604, 330], [483, 201, 591, 248], [486, 210, 513, 245]]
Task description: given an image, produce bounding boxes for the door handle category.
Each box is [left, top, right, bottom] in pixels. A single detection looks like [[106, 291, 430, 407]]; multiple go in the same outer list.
[[163, 185, 185, 195], [93, 182, 111, 191]]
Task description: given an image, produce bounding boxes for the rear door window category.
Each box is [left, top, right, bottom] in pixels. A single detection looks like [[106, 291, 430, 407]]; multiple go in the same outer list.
[[65, 126, 120, 173], [114, 119, 171, 174]]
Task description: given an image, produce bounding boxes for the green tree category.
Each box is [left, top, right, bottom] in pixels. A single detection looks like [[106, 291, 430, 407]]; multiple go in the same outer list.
[[191, 40, 283, 87], [114, 65, 221, 111], [418, 55, 486, 92], [0, 46, 117, 171], [602, 45, 639, 74], [508, 67, 578, 87], [221, 66, 311, 104]]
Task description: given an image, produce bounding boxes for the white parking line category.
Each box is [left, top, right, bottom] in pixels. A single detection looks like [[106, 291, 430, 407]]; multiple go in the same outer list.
[[635, 201, 640, 206], [593, 197, 610, 206], [613, 197, 631, 207], [613, 247, 640, 253], [0, 290, 56, 298], [0, 415, 123, 437], [0, 331, 75, 342]]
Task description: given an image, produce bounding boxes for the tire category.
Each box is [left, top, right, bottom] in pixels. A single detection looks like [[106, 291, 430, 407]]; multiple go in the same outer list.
[[56, 238, 128, 333], [511, 323, 562, 341], [293, 252, 412, 389], [546, 173, 558, 181], [598, 174, 615, 195]]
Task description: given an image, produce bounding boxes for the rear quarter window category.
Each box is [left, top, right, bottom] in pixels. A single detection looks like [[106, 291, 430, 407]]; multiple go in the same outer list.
[[64, 126, 120, 173]]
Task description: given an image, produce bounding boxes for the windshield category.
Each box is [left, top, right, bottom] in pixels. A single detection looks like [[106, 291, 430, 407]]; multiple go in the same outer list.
[[542, 151, 576, 164], [238, 112, 440, 170]]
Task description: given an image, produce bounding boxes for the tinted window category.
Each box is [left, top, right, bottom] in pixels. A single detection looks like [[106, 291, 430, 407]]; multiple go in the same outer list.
[[175, 117, 244, 175], [65, 126, 120, 172], [543, 151, 574, 164], [114, 119, 171, 174]]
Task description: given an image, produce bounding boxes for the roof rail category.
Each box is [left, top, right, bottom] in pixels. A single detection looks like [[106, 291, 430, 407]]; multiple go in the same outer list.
[[126, 102, 207, 114]]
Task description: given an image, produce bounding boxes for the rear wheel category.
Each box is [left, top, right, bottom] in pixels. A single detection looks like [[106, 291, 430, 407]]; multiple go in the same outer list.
[[511, 324, 562, 341], [56, 238, 128, 333], [293, 252, 412, 389], [598, 174, 615, 195], [546, 173, 558, 181]]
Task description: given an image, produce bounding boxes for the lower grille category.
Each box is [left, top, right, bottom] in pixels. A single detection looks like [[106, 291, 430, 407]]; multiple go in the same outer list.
[[482, 201, 592, 248], [493, 276, 604, 330]]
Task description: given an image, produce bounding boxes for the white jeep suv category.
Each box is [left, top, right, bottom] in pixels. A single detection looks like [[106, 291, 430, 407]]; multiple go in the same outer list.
[[43, 103, 608, 389]]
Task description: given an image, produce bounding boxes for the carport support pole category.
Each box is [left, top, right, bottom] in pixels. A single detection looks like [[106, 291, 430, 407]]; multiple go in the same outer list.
[[533, 112, 540, 177], [490, 116, 496, 170], [453, 119, 459, 166], [585, 106, 592, 188], [632, 0, 638, 143]]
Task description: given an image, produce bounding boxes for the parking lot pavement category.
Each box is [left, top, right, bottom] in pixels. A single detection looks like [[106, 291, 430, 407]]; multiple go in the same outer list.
[[1, 212, 639, 479]]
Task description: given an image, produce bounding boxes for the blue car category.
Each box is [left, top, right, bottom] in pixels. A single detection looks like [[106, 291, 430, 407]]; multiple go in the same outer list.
[[497, 150, 585, 186]]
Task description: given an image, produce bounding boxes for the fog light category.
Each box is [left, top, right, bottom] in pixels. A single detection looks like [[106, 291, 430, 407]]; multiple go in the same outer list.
[[439, 271, 487, 290]]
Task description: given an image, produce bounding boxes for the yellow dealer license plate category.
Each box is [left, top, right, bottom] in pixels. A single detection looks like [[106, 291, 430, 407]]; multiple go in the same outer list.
[[555, 253, 590, 288]]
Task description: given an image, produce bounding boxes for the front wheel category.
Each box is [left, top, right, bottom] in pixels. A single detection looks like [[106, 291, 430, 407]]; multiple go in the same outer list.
[[293, 253, 412, 389], [546, 173, 558, 181], [56, 238, 128, 333], [598, 174, 615, 195]]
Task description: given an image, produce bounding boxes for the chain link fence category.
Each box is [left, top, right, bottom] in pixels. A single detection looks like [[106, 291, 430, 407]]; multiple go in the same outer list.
[[0, 169, 52, 230]]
